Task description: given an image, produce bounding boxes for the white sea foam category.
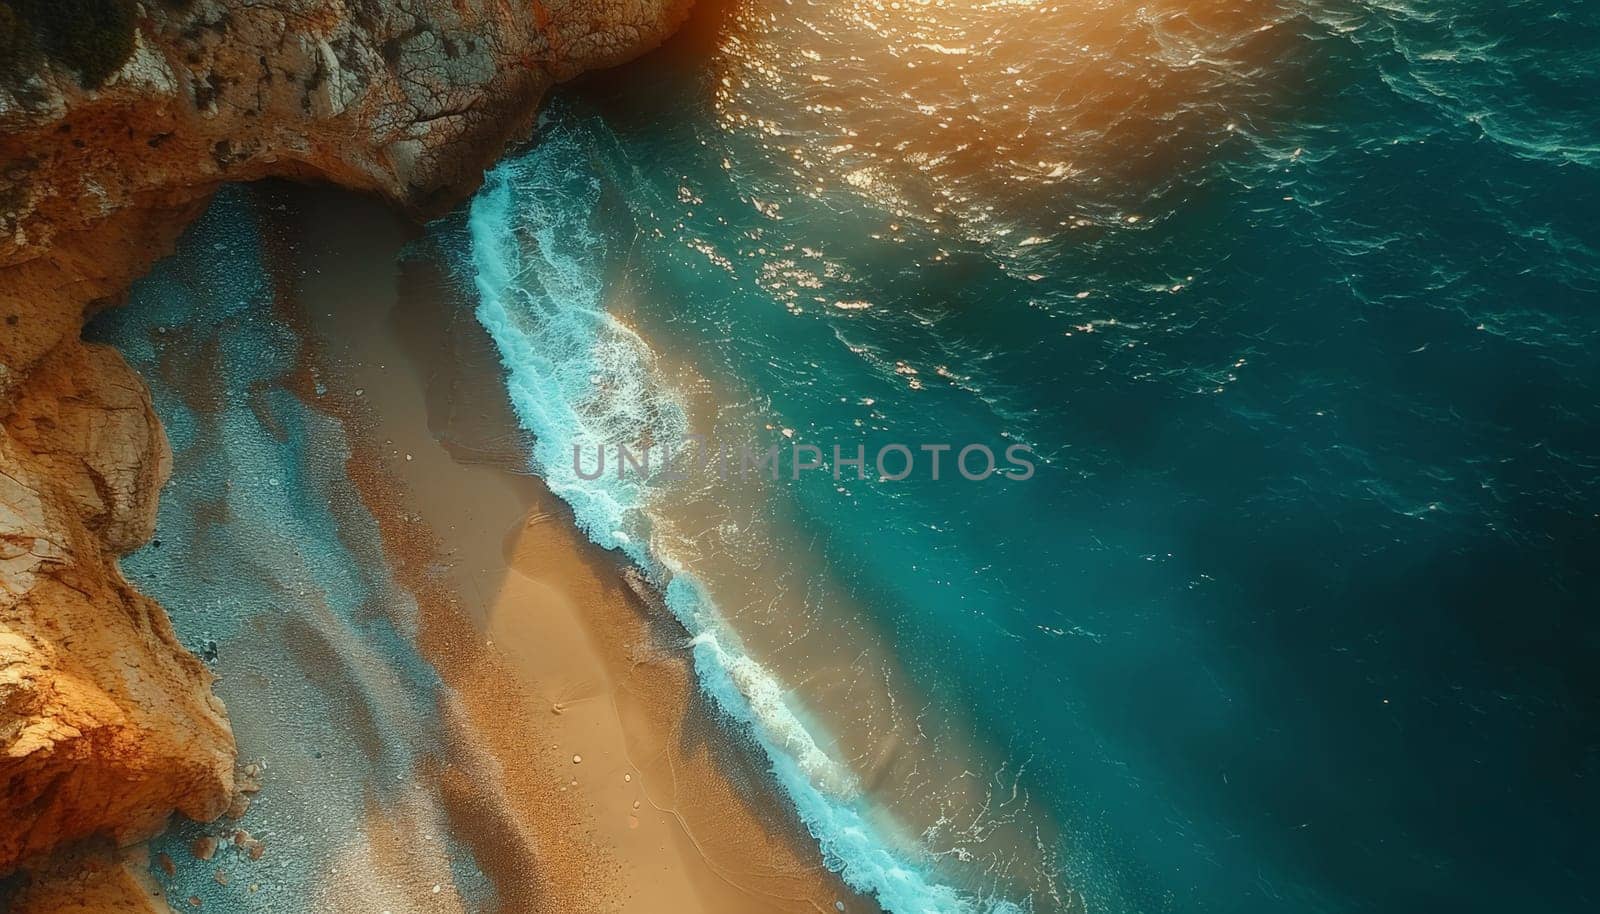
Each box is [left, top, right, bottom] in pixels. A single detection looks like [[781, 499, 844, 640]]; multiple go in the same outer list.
[[466, 119, 1026, 914]]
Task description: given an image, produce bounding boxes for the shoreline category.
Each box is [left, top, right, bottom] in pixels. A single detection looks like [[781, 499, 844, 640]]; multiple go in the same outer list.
[[464, 100, 1066, 914], [268, 183, 874, 912]]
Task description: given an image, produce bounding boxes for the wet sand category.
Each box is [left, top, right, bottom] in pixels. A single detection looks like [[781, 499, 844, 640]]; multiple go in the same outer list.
[[264, 184, 875, 914]]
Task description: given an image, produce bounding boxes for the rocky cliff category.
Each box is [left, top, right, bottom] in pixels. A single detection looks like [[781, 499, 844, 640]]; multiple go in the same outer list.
[[0, 0, 692, 897]]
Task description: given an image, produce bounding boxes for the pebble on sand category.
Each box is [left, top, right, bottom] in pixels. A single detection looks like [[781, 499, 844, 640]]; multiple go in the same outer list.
[[232, 828, 266, 860], [190, 836, 219, 861], [572, 754, 582, 764]]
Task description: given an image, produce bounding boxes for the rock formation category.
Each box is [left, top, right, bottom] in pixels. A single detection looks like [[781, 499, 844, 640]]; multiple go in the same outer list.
[[1, 327, 236, 877], [1, 0, 695, 264], [4, 845, 177, 913], [0, 0, 693, 898]]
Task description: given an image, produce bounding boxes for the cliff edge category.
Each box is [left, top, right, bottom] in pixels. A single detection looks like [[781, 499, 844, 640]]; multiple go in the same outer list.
[[0, 0, 692, 898]]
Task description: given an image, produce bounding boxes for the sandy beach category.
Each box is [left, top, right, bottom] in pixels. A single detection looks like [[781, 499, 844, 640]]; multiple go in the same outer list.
[[254, 184, 875, 913]]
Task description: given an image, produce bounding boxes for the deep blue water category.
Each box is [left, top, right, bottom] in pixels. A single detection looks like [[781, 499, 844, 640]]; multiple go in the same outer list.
[[460, 0, 1600, 911]]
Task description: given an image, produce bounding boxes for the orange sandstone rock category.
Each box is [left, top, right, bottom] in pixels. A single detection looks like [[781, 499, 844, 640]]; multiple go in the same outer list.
[[5, 845, 176, 914], [0, 335, 236, 875]]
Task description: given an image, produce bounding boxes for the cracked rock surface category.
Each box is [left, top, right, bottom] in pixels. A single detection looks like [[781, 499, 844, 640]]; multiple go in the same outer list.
[[0, 331, 235, 876], [0, 0, 693, 896], [1, 0, 694, 264]]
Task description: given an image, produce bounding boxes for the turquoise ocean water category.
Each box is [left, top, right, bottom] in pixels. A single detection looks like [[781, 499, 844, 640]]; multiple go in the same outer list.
[[458, 0, 1600, 911]]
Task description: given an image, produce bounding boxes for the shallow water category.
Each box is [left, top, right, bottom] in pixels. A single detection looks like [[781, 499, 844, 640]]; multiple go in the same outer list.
[[459, 0, 1600, 912]]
